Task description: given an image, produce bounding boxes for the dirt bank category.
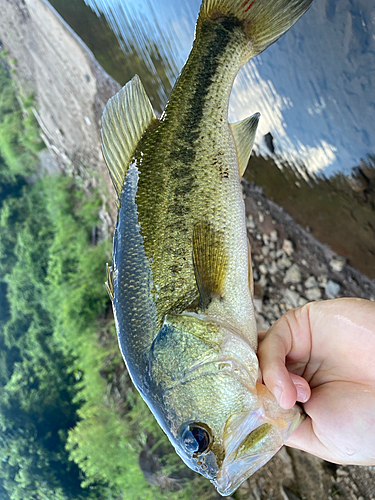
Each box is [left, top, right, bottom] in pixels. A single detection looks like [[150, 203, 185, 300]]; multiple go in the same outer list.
[[0, 0, 120, 224]]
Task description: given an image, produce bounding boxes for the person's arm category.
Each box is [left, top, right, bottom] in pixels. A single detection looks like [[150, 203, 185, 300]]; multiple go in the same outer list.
[[258, 298, 375, 465]]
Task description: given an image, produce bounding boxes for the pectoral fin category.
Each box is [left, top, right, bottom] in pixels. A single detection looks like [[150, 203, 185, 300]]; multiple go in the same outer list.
[[101, 75, 157, 201], [230, 112, 260, 177], [105, 263, 114, 300], [192, 222, 228, 310]]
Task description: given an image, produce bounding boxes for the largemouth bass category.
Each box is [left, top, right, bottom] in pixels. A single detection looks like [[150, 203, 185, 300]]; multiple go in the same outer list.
[[101, 0, 312, 495]]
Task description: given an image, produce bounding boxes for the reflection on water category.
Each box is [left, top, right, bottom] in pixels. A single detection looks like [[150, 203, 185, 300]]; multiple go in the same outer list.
[[49, 0, 375, 275], [76, 0, 375, 177]]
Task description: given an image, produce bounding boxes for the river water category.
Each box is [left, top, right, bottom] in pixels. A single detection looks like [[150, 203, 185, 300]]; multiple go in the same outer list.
[[49, 0, 375, 277]]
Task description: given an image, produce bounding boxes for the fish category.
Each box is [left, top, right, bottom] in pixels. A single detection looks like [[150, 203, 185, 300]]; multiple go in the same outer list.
[[101, 0, 312, 495]]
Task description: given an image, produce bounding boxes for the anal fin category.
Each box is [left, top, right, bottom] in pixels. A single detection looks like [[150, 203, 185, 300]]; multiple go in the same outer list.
[[192, 222, 228, 310]]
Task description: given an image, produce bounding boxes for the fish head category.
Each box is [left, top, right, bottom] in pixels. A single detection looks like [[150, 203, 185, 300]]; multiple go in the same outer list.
[[146, 313, 304, 495]]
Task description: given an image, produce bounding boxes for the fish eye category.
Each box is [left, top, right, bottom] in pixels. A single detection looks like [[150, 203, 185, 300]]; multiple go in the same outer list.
[[181, 423, 212, 455]]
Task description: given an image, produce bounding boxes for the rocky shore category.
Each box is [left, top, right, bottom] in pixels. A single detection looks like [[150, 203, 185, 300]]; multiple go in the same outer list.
[[242, 179, 375, 334], [0, 1, 374, 499]]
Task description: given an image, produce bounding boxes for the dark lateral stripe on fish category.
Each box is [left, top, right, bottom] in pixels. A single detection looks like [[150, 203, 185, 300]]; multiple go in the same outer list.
[[168, 17, 242, 167]]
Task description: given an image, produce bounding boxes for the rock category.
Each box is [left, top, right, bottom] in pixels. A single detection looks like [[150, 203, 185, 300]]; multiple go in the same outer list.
[[282, 239, 294, 255], [270, 229, 278, 242], [305, 287, 322, 301], [246, 216, 256, 230], [253, 298, 263, 313], [277, 254, 292, 270], [253, 282, 264, 297], [261, 246, 269, 257], [318, 275, 328, 287], [298, 297, 308, 307], [267, 261, 278, 275], [325, 280, 341, 298], [283, 289, 301, 308], [284, 263, 302, 284], [258, 263, 268, 275], [329, 256, 346, 272], [256, 313, 271, 331], [258, 274, 268, 288], [304, 275, 317, 288]]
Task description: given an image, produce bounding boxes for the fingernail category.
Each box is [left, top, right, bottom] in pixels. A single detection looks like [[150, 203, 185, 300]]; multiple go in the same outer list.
[[295, 384, 309, 403], [272, 386, 283, 406]]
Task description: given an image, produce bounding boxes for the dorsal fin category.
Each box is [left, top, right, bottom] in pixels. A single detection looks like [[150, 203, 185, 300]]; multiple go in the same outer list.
[[101, 75, 157, 200], [230, 112, 260, 177]]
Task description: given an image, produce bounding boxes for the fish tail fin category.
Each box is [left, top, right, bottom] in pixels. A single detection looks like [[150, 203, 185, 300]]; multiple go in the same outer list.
[[198, 0, 313, 57]]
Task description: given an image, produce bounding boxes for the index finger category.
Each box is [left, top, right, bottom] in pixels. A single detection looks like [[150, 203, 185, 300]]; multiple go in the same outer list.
[[258, 304, 313, 409]]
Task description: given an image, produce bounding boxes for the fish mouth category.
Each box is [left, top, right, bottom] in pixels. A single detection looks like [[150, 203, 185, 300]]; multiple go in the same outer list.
[[213, 450, 276, 496], [213, 400, 304, 496]]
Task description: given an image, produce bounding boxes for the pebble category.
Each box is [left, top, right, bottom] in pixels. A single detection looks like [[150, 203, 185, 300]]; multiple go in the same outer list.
[[253, 268, 260, 282], [318, 275, 328, 287], [330, 256, 346, 272], [258, 274, 268, 288], [253, 298, 263, 313], [282, 239, 294, 255], [298, 297, 308, 307], [326, 280, 341, 298], [277, 254, 292, 270], [256, 313, 271, 331], [284, 263, 302, 284], [283, 289, 301, 308], [268, 261, 279, 275], [336, 469, 349, 477], [261, 246, 269, 257], [305, 275, 317, 288], [258, 263, 268, 275], [246, 218, 256, 230], [270, 229, 278, 242], [305, 287, 322, 301]]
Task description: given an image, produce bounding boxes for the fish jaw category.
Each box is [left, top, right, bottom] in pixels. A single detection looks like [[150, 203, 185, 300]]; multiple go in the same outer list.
[[213, 385, 305, 496]]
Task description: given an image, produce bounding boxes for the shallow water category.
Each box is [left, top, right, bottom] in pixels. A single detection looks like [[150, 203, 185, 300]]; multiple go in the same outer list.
[[49, 0, 375, 277]]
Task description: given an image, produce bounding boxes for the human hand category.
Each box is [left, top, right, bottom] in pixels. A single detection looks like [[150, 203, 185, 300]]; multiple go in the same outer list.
[[258, 298, 375, 465]]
